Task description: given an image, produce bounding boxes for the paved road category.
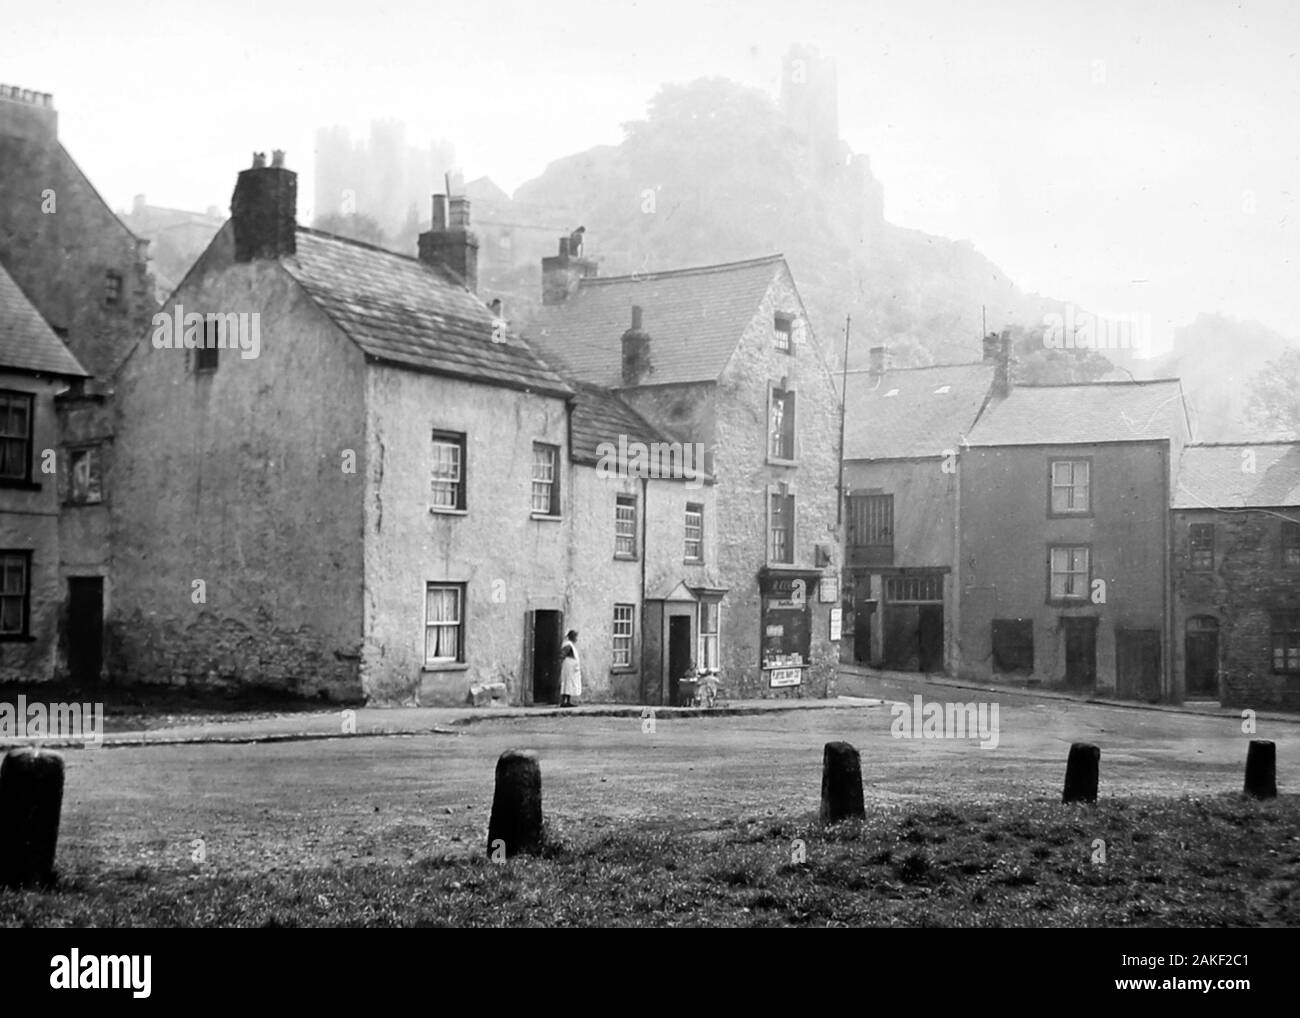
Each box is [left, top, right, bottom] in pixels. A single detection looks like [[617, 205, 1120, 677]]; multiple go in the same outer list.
[[51, 692, 1296, 876]]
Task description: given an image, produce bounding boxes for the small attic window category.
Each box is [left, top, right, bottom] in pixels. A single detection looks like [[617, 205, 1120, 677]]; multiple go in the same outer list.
[[884, 388, 899, 398], [104, 272, 123, 306], [934, 385, 952, 394], [774, 314, 794, 353]]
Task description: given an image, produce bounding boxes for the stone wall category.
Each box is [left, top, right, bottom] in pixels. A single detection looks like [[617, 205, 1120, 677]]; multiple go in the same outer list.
[[1173, 507, 1300, 709], [0, 91, 154, 381], [0, 374, 67, 683], [959, 441, 1170, 695], [711, 263, 844, 698], [111, 233, 368, 700], [363, 364, 570, 705]]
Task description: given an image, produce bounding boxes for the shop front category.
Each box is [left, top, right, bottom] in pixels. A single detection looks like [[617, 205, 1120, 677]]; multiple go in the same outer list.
[[759, 567, 822, 691]]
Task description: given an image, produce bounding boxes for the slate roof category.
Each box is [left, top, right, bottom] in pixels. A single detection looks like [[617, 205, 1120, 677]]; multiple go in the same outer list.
[[1173, 443, 1300, 509], [283, 228, 571, 398], [844, 362, 995, 459], [569, 382, 688, 468], [526, 255, 785, 387], [0, 262, 88, 378], [965, 379, 1190, 446]]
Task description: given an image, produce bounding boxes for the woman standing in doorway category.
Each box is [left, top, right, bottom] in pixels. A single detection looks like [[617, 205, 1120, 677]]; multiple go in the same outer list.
[[559, 629, 581, 707]]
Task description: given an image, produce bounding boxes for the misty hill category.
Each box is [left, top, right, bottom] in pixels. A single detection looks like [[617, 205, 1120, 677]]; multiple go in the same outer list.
[[500, 72, 1067, 371], [1134, 313, 1299, 441]]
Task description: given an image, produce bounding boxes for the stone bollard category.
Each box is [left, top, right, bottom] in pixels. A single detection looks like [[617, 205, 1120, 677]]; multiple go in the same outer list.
[[487, 749, 543, 859], [1243, 739, 1277, 800], [819, 741, 865, 824], [0, 747, 65, 888], [1062, 742, 1100, 803]]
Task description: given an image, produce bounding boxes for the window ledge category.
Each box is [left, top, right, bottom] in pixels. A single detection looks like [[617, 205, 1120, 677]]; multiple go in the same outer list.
[[0, 635, 36, 643], [64, 499, 105, 508], [421, 663, 468, 674], [766, 457, 798, 468], [614, 553, 638, 562], [684, 558, 705, 566], [610, 666, 637, 674], [530, 513, 562, 522], [0, 479, 40, 491], [430, 507, 468, 516]]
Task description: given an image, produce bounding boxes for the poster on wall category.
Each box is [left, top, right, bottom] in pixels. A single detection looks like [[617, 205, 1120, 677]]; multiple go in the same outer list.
[[768, 667, 802, 688], [829, 606, 842, 641], [819, 574, 839, 603]]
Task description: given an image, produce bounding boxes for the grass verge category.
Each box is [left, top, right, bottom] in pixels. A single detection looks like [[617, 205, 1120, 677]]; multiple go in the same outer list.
[[2, 794, 1296, 927]]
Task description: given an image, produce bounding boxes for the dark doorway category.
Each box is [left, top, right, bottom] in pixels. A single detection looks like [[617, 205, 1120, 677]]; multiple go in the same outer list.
[[1185, 617, 1219, 699], [1061, 617, 1098, 691], [530, 609, 563, 705], [851, 599, 875, 665], [883, 606, 919, 669], [668, 615, 692, 706], [67, 577, 103, 685], [918, 605, 943, 672], [884, 605, 943, 671], [1117, 629, 1161, 702]]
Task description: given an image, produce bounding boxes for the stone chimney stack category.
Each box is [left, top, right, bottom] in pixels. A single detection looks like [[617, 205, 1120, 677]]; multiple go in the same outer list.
[[230, 151, 297, 262], [419, 193, 479, 292], [868, 345, 887, 380], [993, 330, 1015, 398], [621, 305, 652, 386], [542, 230, 598, 305], [0, 85, 57, 142]]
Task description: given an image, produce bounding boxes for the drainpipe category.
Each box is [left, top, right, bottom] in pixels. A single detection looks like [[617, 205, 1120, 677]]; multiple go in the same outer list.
[[1162, 441, 1173, 704], [640, 475, 649, 699]]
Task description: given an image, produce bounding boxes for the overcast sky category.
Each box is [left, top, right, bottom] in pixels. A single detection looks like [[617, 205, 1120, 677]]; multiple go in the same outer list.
[[3, 0, 1297, 346]]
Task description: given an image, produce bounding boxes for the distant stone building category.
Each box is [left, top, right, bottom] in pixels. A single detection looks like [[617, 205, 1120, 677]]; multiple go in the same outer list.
[[118, 196, 224, 300], [526, 239, 844, 699], [1172, 442, 1300, 709], [958, 378, 1193, 700], [313, 121, 455, 242], [840, 342, 998, 672]]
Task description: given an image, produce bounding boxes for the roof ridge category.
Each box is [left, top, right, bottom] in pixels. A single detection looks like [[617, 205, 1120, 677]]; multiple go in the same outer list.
[[580, 253, 784, 285], [1186, 440, 1300, 447], [1014, 377, 1183, 388], [296, 225, 422, 263], [844, 361, 991, 375]]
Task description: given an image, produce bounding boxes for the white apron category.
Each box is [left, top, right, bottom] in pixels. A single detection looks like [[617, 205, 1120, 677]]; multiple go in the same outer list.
[[560, 640, 582, 697]]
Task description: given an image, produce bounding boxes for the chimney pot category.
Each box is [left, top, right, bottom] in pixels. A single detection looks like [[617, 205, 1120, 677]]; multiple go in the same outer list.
[[418, 193, 478, 292], [542, 231, 598, 304], [868, 345, 887, 378], [449, 195, 471, 230], [230, 154, 297, 262], [622, 308, 652, 386], [271, 149, 285, 168]]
